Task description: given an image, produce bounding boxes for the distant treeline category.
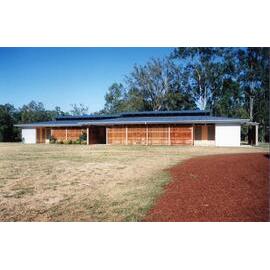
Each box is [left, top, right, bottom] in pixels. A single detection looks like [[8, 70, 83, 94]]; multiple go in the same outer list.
[[0, 47, 269, 142], [0, 102, 88, 142]]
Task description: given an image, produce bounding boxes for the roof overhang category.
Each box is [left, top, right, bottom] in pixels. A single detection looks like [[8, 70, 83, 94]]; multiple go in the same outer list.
[[81, 120, 249, 126]]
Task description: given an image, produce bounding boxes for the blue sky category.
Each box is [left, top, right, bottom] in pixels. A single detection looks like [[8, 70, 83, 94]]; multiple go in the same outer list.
[[0, 48, 173, 112]]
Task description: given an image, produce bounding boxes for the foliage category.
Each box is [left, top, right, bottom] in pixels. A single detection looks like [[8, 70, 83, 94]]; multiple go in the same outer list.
[[0, 104, 20, 142], [70, 103, 89, 116], [103, 58, 197, 113], [49, 135, 56, 144], [102, 48, 269, 142], [79, 131, 87, 142]]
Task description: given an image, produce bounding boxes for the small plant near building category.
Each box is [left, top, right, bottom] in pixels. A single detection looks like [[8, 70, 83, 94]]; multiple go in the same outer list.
[[80, 131, 87, 141], [49, 135, 56, 144]]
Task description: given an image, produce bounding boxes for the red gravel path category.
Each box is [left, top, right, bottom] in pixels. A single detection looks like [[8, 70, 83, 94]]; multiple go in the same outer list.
[[145, 153, 269, 222]]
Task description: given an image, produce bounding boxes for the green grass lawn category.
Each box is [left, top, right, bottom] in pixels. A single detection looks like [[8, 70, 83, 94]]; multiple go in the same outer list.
[[0, 143, 266, 221]]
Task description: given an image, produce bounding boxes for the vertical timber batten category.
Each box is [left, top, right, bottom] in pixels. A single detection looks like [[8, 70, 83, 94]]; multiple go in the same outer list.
[[125, 126, 128, 145], [168, 125, 171, 145], [146, 124, 149, 145]]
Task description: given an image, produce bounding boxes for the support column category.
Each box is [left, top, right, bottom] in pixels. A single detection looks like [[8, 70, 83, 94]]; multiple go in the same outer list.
[[106, 127, 108, 145], [87, 127, 89, 145], [65, 128, 68, 140], [255, 124, 259, 146]]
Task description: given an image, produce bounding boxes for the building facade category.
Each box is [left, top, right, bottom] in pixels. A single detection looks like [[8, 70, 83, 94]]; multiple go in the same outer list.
[[16, 110, 258, 147]]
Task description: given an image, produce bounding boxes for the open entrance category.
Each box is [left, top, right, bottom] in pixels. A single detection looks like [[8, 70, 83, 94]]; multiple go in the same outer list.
[[241, 123, 259, 146], [88, 126, 106, 144]]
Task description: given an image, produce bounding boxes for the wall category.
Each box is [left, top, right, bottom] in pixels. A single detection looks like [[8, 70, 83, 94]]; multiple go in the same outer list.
[[215, 124, 241, 147], [22, 128, 36, 144]]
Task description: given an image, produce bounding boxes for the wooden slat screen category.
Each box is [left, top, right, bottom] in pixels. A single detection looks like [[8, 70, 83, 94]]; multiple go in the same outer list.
[[51, 128, 66, 141], [51, 128, 86, 141], [107, 126, 126, 144], [127, 125, 146, 145], [170, 125, 193, 145], [148, 125, 169, 145], [67, 128, 84, 141], [201, 125, 208, 140], [194, 125, 215, 141], [107, 124, 193, 145], [36, 128, 46, 143]]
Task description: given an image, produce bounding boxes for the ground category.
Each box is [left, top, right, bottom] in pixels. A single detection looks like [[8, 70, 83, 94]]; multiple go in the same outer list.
[[145, 153, 269, 221], [0, 143, 267, 221]]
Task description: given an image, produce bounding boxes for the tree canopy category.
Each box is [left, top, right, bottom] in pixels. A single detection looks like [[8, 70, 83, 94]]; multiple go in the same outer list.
[[103, 47, 269, 141]]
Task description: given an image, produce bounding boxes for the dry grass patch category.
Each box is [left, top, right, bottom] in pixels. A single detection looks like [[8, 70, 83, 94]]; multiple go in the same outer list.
[[0, 143, 266, 221]]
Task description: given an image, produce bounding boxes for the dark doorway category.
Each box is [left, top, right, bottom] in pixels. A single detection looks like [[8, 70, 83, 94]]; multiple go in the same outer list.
[[89, 126, 106, 144], [248, 126, 256, 145]]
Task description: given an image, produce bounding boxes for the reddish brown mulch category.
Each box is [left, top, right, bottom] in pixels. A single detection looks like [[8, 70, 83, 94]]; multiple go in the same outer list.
[[145, 153, 269, 222]]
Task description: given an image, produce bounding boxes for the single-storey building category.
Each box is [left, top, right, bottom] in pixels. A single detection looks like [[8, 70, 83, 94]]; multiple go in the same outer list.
[[15, 110, 258, 147]]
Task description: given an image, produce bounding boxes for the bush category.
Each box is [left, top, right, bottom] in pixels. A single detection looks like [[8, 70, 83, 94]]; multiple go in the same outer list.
[[75, 139, 81, 144], [56, 140, 63, 144], [63, 140, 73, 144], [81, 141, 87, 145], [49, 135, 56, 144], [80, 131, 87, 142]]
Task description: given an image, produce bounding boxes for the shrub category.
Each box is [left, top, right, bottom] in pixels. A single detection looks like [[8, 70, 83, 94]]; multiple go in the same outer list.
[[57, 140, 63, 144], [80, 131, 87, 142], [81, 141, 87, 145], [49, 135, 56, 144], [68, 140, 73, 144], [75, 139, 81, 144]]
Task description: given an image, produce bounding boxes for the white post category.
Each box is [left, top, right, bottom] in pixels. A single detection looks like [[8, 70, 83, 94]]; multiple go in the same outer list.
[[255, 124, 259, 146], [106, 127, 108, 145], [65, 128, 68, 141], [87, 127, 89, 145]]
